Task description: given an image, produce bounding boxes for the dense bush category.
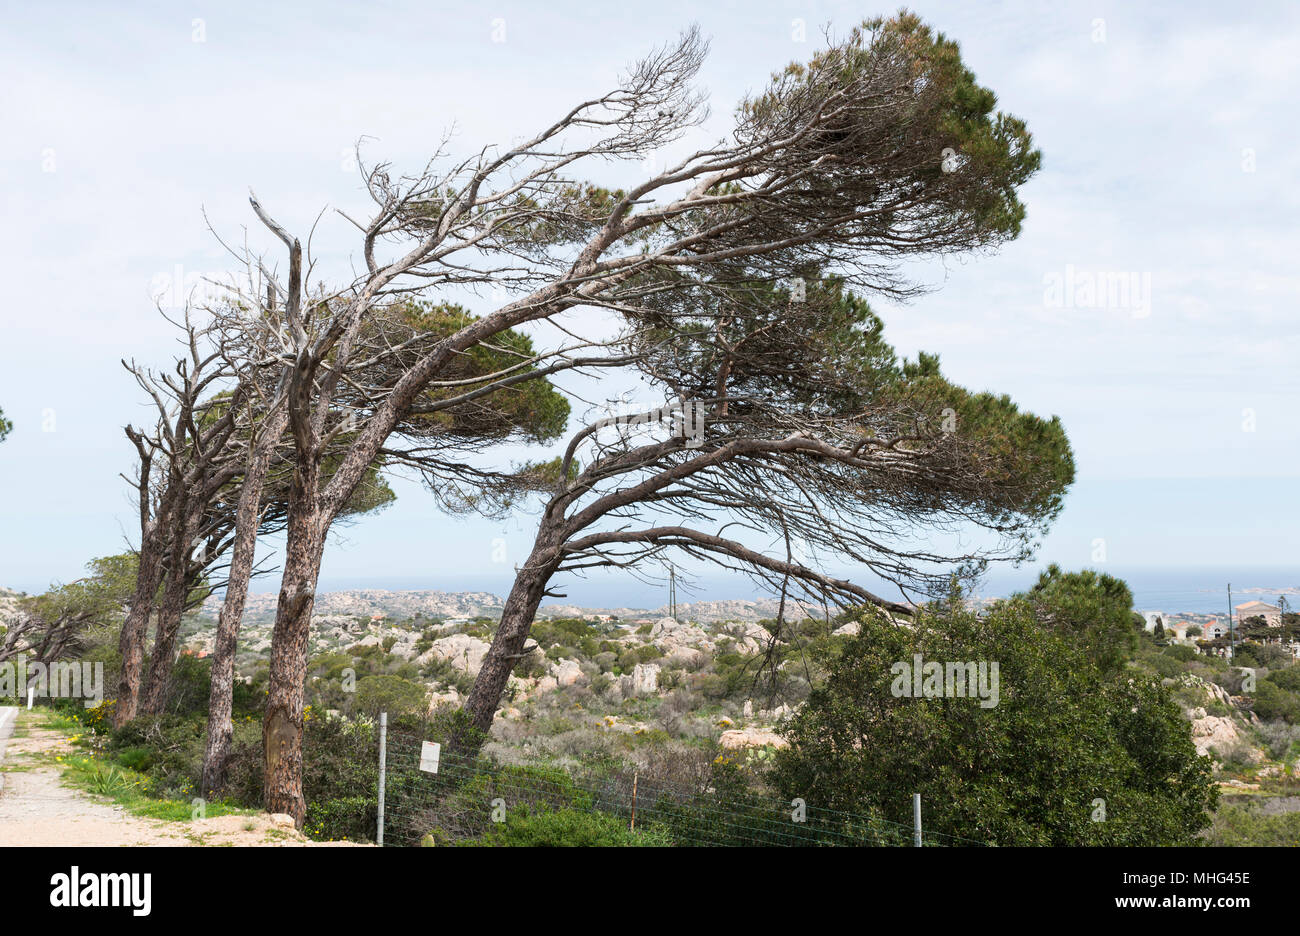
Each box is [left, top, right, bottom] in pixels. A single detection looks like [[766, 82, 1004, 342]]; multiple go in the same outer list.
[[462, 807, 673, 846], [1266, 665, 1300, 694], [773, 585, 1219, 846], [1202, 803, 1300, 846], [1233, 643, 1293, 669], [1252, 679, 1300, 724], [354, 674, 429, 719], [103, 704, 379, 841]]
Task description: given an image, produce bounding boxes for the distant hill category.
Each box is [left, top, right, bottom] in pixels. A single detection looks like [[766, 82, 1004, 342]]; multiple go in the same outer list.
[[194, 588, 837, 626], [538, 597, 836, 623], [200, 589, 505, 624], [0, 587, 26, 625]]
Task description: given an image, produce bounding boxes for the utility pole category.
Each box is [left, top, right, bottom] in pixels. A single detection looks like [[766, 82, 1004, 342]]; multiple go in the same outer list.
[[377, 711, 387, 847], [1226, 583, 1234, 660], [1280, 595, 1293, 657], [668, 566, 678, 622]]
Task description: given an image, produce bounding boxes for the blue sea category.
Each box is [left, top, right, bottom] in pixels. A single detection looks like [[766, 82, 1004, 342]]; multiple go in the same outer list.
[[310, 565, 1298, 615]]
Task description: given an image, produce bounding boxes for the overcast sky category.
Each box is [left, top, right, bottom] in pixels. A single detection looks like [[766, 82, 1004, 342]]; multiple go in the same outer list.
[[1, 0, 1296, 602]]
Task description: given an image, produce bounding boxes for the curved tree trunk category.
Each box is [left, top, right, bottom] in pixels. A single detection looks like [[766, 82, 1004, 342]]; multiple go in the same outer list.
[[140, 500, 200, 716], [114, 526, 165, 728], [451, 539, 559, 759], [201, 409, 285, 798], [139, 560, 192, 715], [262, 457, 324, 828]]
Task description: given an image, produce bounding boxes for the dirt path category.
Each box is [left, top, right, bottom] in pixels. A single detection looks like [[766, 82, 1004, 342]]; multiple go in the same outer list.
[[0, 706, 362, 846]]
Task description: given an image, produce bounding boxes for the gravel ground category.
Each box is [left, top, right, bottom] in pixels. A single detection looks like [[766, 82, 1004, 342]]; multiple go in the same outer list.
[[0, 706, 366, 846]]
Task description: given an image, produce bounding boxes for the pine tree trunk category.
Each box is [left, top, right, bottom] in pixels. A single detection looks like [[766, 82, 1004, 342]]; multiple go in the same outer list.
[[114, 525, 165, 728], [262, 458, 324, 828], [140, 505, 199, 716], [201, 411, 285, 798], [139, 560, 191, 715], [452, 540, 558, 758]]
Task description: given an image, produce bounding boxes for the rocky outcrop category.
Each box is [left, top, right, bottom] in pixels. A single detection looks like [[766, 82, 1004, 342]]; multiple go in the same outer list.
[[619, 663, 660, 698], [720, 621, 775, 654], [1190, 714, 1265, 763], [1190, 715, 1240, 756], [419, 634, 491, 675], [1176, 673, 1235, 708], [427, 688, 461, 710], [549, 658, 584, 687], [650, 618, 713, 665], [719, 727, 789, 749]]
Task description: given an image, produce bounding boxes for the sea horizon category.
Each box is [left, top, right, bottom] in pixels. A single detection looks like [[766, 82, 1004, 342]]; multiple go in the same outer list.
[[281, 564, 1297, 617]]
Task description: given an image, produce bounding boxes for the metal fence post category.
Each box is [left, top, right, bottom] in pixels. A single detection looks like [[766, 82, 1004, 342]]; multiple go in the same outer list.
[[377, 711, 387, 847], [913, 793, 922, 847]]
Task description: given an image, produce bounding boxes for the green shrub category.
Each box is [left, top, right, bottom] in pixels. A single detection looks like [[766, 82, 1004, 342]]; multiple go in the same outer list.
[[116, 746, 154, 772], [305, 795, 376, 842], [354, 674, 429, 719], [1267, 666, 1300, 693], [773, 588, 1218, 846], [108, 713, 205, 795], [1235, 643, 1293, 669], [1138, 651, 1184, 679], [1202, 804, 1300, 846], [464, 807, 673, 847], [84, 762, 144, 796], [617, 645, 663, 670], [419, 656, 476, 695], [1252, 680, 1300, 724]]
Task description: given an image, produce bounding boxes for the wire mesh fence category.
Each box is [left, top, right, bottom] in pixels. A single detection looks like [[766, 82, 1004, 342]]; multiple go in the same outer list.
[[377, 722, 988, 847]]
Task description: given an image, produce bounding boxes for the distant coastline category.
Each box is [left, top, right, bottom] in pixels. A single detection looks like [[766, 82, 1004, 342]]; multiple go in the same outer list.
[[202, 564, 1298, 618]]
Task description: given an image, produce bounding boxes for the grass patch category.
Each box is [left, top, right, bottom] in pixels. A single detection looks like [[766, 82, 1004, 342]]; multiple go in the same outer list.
[[40, 709, 85, 734], [57, 753, 254, 822]]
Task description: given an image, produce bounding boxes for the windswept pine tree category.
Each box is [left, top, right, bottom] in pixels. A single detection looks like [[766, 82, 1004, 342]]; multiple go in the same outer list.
[[446, 275, 1073, 752], [205, 12, 1046, 824]]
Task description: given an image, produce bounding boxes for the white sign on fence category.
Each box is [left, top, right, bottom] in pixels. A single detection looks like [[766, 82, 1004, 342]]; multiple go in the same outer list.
[[419, 741, 441, 774]]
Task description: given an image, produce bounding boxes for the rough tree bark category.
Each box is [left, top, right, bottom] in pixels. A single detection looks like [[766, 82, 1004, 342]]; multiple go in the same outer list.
[[451, 538, 561, 757], [201, 406, 287, 797], [140, 505, 200, 715], [261, 453, 325, 825], [115, 532, 164, 726]]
